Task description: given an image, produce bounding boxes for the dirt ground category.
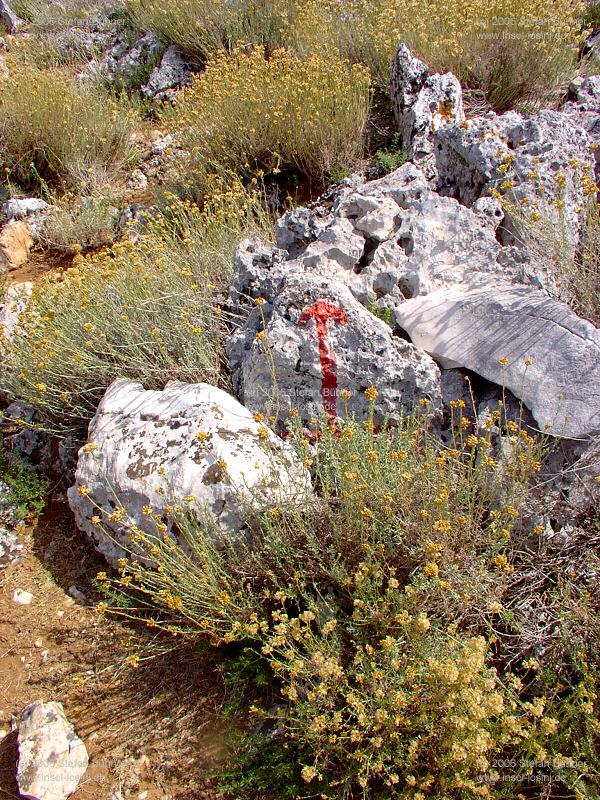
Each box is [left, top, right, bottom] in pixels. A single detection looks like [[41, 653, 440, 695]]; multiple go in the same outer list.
[[0, 498, 232, 800]]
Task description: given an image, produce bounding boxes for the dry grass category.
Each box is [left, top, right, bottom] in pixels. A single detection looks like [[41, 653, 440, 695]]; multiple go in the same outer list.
[[0, 66, 137, 192], [164, 46, 371, 183]]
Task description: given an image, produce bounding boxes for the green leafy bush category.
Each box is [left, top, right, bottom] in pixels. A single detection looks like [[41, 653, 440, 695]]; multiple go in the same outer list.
[[0, 439, 49, 520]]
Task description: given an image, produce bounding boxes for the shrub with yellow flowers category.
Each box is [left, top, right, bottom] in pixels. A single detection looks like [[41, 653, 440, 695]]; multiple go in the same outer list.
[[1, 177, 269, 435], [164, 45, 371, 182], [127, 0, 584, 107], [0, 65, 136, 191], [90, 390, 597, 798]]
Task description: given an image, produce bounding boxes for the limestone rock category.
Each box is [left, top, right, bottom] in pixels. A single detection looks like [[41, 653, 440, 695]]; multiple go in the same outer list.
[[3, 198, 49, 220], [230, 272, 441, 426], [142, 45, 191, 100], [0, 281, 32, 341], [98, 32, 164, 89], [563, 75, 600, 175], [0, 480, 23, 569], [435, 109, 595, 252], [0, 0, 22, 32], [393, 281, 600, 438], [17, 701, 88, 800], [390, 44, 464, 182], [68, 379, 310, 565], [0, 221, 33, 272], [274, 205, 334, 255]]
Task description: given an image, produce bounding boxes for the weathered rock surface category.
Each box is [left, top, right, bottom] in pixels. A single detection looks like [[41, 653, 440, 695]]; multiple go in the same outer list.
[[229, 272, 442, 426], [393, 282, 600, 438], [68, 379, 310, 565], [0, 221, 33, 272], [232, 164, 547, 315], [0, 281, 32, 341], [563, 75, 600, 174], [0, 0, 22, 32], [98, 32, 164, 89], [435, 108, 595, 251], [17, 700, 88, 800], [3, 198, 49, 220], [390, 44, 464, 183], [142, 45, 191, 100], [0, 480, 23, 569]]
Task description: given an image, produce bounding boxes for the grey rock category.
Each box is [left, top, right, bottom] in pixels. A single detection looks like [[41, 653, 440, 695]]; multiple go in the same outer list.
[[12, 589, 33, 605], [99, 32, 164, 89], [0, 281, 32, 340], [393, 281, 600, 438], [17, 701, 88, 800], [3, 198, 49, 220], [274, 206, 333, 255], [563, 75, 600, 175], [0, 0, 22, 32], [0, 480, 23, 569], [230, 163, 543, 318], [142, 45, 191, 100], [390, 44, 464, 182], [68, 379, 310, 565], [435, 109, 595, 252], [230, 271, 442, 427]]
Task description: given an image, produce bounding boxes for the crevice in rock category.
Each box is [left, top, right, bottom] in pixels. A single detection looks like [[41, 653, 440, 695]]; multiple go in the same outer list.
[[354, 236, 379, 274]]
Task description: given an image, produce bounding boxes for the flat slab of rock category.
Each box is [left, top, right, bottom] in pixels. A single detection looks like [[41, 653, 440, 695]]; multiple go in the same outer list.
[[17, 700, 88, 800], [68, 379, 310, 564], [393, 282, 600, 438]]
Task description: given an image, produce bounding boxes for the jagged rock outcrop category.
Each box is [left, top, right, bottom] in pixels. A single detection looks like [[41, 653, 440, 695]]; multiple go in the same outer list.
[[393, 281, 600, 438], [16, 701, 88, 800], [98, 32, 164, 89], [229, 272, 442, 427], [141, 45, 192, 100], [435, 109, 595, 251], [68, 379, 310, 565], [389, 44, 464, 182], [231, 163, 553, 316]]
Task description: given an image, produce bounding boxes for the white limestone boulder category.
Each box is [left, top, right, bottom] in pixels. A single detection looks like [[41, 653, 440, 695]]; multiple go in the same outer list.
[[393, 282, 600, 438], [17, 701, 88, 800], [68, 379, 310, 565]]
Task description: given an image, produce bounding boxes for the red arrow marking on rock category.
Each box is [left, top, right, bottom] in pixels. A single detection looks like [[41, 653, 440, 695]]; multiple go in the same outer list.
[[299, 300, 348, 420]]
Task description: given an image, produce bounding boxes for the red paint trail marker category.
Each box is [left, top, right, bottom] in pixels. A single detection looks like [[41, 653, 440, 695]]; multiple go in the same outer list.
[[299, 300, 348, 420]]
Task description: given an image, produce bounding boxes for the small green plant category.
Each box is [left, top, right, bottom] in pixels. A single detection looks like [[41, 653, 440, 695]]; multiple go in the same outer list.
[[216, 733, 305, 800], [0, 439, 49, 520], [373, 134, 407, 175], [367, 298, 393, 324]]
